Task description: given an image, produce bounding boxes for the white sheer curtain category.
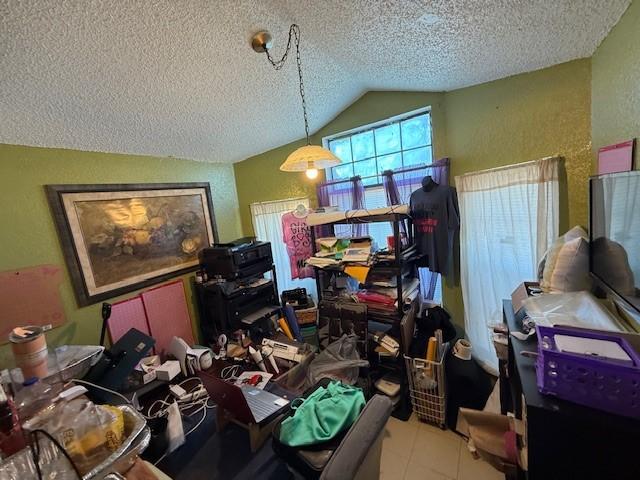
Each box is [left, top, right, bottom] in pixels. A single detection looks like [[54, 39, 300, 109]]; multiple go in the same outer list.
[[455, 157, 559, 374], [250, 197, 317, 299]]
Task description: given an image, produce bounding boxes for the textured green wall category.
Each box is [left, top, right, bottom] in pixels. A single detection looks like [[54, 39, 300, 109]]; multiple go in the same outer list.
[[442, 58, 592, 325], [233, 60, 592, 326], [592, 0, 639, 168], [0, 144, 241, 362], [234, 91, 447, 236]]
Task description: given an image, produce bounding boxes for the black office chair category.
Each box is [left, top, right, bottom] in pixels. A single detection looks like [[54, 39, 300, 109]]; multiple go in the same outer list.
[[272, 379, 393, 480]]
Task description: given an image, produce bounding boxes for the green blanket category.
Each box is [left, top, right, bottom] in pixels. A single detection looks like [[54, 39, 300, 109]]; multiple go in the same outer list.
[[279, 381, 366, 447]]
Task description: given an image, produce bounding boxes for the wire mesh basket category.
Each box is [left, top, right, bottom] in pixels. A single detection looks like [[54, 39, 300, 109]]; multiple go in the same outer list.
[[404, 343, 448, 427]]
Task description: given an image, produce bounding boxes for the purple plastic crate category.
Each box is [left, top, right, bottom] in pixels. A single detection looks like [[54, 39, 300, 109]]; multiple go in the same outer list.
[[535, 325, 640, 419]]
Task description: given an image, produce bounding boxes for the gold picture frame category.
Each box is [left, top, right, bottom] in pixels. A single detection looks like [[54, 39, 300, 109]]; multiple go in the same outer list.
[[46, 182, 217, 306]]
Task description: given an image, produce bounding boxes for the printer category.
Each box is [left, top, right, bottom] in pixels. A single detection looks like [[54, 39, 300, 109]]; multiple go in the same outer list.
[[199, 278, 279, 335], [196, 239, 279, 342], [199, 238, 273, 280]]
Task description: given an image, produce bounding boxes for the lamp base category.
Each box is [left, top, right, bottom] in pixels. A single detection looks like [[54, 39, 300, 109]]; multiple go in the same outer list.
[[251, 31, 273, 53]]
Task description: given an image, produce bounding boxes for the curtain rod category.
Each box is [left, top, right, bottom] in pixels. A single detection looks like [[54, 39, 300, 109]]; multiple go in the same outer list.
[[250, 196, 308, 206], [321, 159, 449, 187], [454, 156, 560, 178]]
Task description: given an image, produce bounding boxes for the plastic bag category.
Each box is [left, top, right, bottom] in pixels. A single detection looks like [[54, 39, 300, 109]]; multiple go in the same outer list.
[[307, 335, 369, 386], [24, 398, 124, 475], [522, 291, 625, 332]]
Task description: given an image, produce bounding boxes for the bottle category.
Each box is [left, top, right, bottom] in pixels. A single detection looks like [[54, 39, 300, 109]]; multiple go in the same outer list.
[[0, 384, 26, 458], [14, 377, 53, 421]]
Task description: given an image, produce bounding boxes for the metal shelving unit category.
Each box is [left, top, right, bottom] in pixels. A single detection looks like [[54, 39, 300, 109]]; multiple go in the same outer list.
[[308, 211, 415, 320], [308, 211, 418, 420]]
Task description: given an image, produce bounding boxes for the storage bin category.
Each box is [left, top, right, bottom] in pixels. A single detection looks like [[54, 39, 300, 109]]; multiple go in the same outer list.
[[295, 307, 318, 326], [300, 325, 319, 348], [535, 324, 640, 418]]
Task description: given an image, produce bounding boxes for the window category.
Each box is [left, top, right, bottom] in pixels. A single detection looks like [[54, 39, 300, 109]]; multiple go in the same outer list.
[[324, 108, 433, 249], [457, 159, 559, 374], [323, 108, 441, 305], [325, 109, 433, 186], [250, 198, 317, 299]]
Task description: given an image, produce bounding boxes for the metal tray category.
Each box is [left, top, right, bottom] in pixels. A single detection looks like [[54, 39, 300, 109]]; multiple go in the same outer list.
[[9, 345, 104, 386], [0, 405, 149, 480]]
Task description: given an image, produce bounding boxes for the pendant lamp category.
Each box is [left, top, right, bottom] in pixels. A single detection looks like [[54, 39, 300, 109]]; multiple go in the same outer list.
[[251, 25, 341, 179]]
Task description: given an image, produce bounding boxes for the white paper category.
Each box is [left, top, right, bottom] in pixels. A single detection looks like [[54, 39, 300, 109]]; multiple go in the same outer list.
[[554, 335, 631, 362], [166, 401, 185, 453]]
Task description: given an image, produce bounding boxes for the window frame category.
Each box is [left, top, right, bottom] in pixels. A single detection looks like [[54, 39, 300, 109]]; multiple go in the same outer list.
[[322, 106, 433, 186]]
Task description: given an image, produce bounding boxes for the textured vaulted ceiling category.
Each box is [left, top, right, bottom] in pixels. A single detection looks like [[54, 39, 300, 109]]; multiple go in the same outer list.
[[0, 0, 630, 163]]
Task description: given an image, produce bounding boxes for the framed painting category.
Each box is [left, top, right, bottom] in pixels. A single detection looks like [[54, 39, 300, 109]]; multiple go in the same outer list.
[[46, 182, 217, 306]]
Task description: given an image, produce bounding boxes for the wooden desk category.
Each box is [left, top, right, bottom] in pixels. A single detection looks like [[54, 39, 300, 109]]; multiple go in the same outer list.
[[215, 403, 285, 453], [200, 358, 299, 453], [501, 299, 640, 480]]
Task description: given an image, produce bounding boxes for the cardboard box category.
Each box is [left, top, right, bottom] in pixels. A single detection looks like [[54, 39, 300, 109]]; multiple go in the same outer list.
[[133, 355, 161, 384], [155, 360, 181, 381], [511, 281, 540, 314], [134, 367, 157, 385]]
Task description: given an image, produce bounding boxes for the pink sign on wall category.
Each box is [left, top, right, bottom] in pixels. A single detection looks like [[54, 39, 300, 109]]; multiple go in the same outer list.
[[108, 296, 151, 345], [0, 265, 66, 343], [598, 139, 635, 175], [105, 279, 194, 355]]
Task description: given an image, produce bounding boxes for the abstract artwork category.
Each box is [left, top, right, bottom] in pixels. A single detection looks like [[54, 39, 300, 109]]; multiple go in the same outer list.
[[46, 183, 217, 306]]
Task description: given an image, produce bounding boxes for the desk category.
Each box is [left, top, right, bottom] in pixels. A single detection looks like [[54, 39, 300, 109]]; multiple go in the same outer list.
[[214, 401, 284, 453], [500, 299, 640, 480], [199, 359, 298, 453]]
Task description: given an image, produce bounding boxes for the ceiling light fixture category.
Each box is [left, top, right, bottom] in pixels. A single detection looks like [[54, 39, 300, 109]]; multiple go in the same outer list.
[[251, 25, 340, 180]]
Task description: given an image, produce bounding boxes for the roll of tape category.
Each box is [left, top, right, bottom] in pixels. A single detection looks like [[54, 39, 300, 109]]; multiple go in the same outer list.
[[199, 351, 213, 370], [453, 339, 472, 360]]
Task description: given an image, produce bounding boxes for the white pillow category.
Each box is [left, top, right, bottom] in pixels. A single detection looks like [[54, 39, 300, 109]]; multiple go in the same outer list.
[[564, 225, 587, 242], [540, 226, 589, 292], [549, 236, 590, 292], [540, 238, 563, 289]]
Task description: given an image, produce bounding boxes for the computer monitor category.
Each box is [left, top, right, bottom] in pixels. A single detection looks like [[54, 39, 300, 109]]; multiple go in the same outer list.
[[589, 170, 640, 320]]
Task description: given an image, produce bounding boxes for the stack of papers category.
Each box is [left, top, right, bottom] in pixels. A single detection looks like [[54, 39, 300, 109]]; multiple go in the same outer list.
[[307, 257, 340, 268], [370, 276, 398, 288], [373, 278, 420, 300], [376, 252, 396, 261], [314, 251, 338, 258], [342, 247, 371, 263]]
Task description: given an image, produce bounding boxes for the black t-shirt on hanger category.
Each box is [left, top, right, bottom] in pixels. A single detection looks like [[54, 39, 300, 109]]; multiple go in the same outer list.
[[409, 179, 460, 275]]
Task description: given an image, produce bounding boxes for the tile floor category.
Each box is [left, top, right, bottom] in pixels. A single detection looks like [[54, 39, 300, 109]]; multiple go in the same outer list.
[[381, 414, 503, 480]]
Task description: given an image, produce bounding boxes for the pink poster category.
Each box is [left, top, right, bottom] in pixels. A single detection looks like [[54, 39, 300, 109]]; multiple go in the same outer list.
[[108, 296, 151, 345], [0, 265, 66, 343], [598, 140, 634, 175], [141, 280, 195, 357]]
